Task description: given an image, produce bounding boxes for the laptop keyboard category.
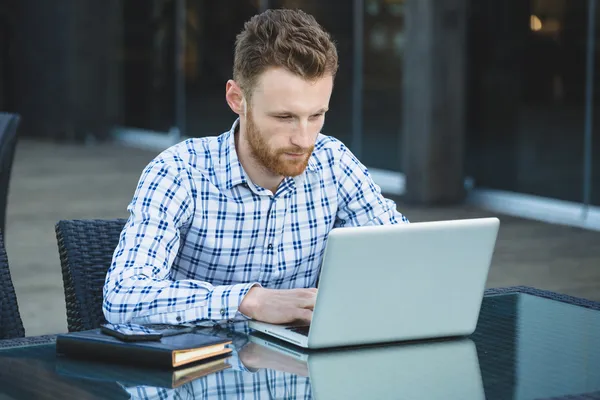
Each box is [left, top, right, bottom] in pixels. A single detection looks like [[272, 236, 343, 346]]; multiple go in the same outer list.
[[285, 326, 310, 336]]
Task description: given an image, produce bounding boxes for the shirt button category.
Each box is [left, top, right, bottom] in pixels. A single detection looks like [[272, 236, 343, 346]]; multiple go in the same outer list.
[[176, 316, 182, 322], [267, 243, 273, 249], [220, 309, 226, 316]]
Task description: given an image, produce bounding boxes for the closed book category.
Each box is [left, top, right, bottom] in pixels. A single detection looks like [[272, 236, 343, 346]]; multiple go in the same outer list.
[[56, 329, 232, 368]]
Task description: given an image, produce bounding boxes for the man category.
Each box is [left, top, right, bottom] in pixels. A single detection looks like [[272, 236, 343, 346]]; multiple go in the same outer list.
[[103, 8, 408, 327]]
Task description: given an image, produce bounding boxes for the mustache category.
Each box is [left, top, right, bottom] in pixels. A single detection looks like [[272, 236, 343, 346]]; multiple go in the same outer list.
[[277, 146, 314, 155]]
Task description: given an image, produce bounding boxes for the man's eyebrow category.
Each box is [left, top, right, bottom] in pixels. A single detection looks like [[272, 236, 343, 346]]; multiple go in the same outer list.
[[268, 108, 329, 116]]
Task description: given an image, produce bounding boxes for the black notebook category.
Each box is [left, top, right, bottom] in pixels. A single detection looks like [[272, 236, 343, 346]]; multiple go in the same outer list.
[[56, 328, 233, 368]]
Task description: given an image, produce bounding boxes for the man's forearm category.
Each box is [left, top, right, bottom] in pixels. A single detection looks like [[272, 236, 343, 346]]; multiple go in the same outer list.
[[103, 272, 257, 325]]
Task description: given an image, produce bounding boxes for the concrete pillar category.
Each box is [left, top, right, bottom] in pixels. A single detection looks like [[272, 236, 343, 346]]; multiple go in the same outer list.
[[402, 0, 467, 204]]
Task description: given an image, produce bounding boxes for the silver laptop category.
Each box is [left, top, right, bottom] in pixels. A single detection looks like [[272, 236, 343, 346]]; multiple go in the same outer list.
[[249, 333, 485, 400], [249, 217, 500, 349]]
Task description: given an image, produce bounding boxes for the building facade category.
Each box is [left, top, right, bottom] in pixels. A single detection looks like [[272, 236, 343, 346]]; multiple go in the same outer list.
[[1, 0, 599, 229]]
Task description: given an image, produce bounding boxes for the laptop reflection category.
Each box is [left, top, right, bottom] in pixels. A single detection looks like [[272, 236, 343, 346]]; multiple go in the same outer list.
[[249, 333, 485, 400]]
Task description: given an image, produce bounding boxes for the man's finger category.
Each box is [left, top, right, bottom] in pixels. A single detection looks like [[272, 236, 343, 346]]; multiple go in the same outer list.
[[291, 288, 318, 297], [298, 293, 317, 309], [294, 308, 313, 323]]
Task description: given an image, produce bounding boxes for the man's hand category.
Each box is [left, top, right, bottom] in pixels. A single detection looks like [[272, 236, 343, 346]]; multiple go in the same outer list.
[[239, 287, 317, 324]]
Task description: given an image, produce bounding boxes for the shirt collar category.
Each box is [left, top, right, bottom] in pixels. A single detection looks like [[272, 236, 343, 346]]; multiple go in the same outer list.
[[220, 118, 319, 190], [221, 119, 248, 190]]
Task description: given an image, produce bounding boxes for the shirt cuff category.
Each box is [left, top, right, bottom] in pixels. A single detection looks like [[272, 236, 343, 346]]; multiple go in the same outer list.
[[208, 282, 261, 320]]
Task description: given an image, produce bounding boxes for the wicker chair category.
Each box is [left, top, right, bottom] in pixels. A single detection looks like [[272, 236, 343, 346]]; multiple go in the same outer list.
[[0, 230, 25, 339], [55, 218, 127, 332], [0, 113, 20, 236]]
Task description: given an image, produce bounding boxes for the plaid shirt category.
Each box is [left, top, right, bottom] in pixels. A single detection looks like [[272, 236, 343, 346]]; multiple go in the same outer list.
[[103, 119, 408, 325]]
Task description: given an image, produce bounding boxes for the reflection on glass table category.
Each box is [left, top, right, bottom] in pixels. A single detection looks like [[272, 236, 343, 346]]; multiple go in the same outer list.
[[120, 334, 483, 400], [0, 290, 600, 399]]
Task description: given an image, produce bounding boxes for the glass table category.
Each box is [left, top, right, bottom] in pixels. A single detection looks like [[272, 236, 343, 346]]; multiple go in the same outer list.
[[1, 287, 599, 400]]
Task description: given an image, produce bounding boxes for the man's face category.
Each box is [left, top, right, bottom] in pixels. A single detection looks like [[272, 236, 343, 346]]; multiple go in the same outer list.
[[242, 67, 333, 177]]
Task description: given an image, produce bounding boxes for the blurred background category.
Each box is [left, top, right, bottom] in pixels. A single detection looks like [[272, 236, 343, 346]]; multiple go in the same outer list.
[[0, 0, 599, 336]]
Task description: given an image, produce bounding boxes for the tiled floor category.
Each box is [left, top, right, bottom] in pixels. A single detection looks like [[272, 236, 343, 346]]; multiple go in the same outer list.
[[5, 139, 600, 336]]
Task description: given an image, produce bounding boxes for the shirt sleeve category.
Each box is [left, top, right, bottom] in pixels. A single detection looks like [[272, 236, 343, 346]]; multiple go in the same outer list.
[[335, 145, 409, 227], [103, 159, 259, 325]]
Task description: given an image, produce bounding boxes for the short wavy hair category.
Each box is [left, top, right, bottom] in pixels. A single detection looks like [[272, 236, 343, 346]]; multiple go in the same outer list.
[[233, 9, 339, 99]]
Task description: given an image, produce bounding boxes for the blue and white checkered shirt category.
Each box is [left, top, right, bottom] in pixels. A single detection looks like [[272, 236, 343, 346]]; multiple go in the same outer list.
[[103, 119, 408, 325]]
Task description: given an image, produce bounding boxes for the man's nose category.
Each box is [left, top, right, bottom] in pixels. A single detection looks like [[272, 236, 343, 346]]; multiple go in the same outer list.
[[291, 120, 312, 149]]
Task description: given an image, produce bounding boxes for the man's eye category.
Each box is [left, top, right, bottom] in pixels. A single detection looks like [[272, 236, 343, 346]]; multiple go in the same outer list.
[[277, 116, 292, 120]]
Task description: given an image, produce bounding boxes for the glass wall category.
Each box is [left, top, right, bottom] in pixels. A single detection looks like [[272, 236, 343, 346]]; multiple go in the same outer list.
[[361, 0, 405, 172], [121, 0, 176, 133], [466, 0, 590, 203], [182, 0, 260, 137], [117, 0, 598, 209]]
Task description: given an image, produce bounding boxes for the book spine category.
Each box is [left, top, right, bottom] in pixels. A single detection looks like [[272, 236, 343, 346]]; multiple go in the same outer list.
[[56, 336, 173, 368]]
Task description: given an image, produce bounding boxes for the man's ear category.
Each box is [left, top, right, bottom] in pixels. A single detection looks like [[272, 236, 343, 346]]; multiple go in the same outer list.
[[226, 80, 245, 116]]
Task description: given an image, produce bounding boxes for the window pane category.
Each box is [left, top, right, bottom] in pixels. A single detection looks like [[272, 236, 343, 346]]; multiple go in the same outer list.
[[361, 0, 405, 172], [122, 0, 175, 132], [466, 0, 587, 203]]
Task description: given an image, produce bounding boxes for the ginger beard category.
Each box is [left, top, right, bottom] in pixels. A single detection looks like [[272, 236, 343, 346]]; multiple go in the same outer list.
[[245, 107, 314, 177]]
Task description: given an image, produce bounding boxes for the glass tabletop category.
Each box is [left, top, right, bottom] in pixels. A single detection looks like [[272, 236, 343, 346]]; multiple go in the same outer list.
[[1, 290, 599, 400]]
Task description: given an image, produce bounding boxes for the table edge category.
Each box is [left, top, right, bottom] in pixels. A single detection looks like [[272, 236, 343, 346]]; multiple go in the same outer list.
[[484, 286, 600, 311], [1, 287, 598, 349]]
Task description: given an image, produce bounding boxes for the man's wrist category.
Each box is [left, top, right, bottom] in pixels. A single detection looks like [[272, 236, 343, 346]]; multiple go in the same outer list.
[[239, 285, 261, 319]]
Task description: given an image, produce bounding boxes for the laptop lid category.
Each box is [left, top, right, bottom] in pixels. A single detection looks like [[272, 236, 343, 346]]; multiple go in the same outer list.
[[307, 217, 500, 348]]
